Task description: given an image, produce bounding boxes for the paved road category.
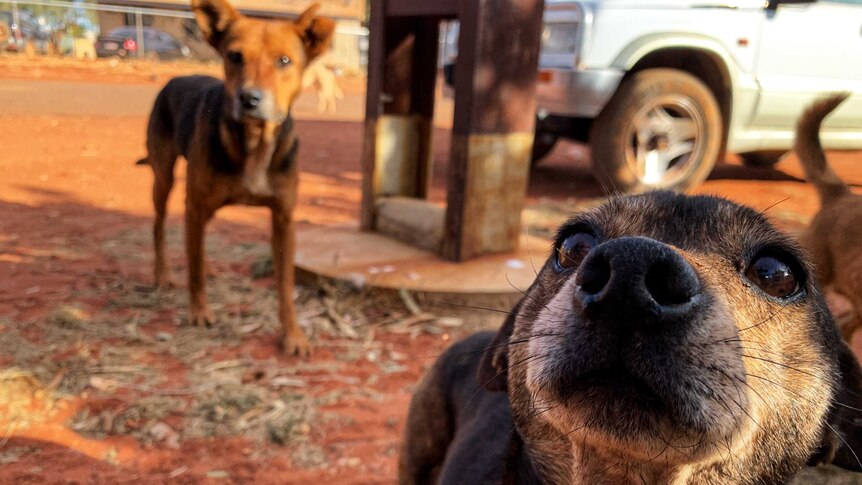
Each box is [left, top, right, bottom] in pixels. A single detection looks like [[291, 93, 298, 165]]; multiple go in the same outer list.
[[0, 78, 367, 120]]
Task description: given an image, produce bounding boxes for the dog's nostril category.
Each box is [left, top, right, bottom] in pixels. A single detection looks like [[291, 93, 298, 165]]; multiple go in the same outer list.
[[644, 260, 699, 306], [577, 255, 611, 295]]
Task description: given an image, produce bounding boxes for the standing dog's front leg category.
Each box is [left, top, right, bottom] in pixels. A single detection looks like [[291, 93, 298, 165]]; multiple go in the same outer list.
[[186, 202, 216, 327], [272, 208, 309, 357]]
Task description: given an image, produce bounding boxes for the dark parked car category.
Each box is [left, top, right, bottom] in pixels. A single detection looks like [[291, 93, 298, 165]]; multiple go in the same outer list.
[[95, 26, 189, 60]]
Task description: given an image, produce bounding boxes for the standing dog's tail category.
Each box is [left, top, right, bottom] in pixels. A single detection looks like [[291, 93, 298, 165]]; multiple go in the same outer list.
[[795, 93, 851, 203]]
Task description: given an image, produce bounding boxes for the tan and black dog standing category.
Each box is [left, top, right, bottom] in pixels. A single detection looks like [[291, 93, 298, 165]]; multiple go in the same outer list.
[[796, 93, 862, 343], [137, 0, 334, 356], [401, 191, 862, 484]]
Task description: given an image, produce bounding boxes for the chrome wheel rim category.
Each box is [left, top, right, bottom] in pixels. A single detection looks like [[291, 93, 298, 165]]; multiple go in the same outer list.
[[624, 95, 707, 188]]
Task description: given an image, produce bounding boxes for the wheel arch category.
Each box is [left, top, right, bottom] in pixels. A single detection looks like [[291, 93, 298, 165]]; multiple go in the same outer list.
[[612, 37, 736, 158]]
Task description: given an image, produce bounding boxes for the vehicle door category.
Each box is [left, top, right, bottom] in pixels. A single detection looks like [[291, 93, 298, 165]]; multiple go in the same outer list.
[[751, 0, 862, 129]]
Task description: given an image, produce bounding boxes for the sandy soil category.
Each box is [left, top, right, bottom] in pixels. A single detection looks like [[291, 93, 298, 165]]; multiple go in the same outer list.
[[2, 55, 862, 484]]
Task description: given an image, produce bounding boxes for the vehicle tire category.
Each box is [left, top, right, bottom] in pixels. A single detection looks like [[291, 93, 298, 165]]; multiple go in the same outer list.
[[739, 150, 786, 168], [531, 130, 558, 167], [589, 68, 723, 193]]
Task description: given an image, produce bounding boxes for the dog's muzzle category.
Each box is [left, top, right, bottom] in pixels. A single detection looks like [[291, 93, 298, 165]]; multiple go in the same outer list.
[[234, 88, 282, 122]]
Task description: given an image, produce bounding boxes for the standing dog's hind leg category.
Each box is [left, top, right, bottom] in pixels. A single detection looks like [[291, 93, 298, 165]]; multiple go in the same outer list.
[[150, 150, 178, 289]]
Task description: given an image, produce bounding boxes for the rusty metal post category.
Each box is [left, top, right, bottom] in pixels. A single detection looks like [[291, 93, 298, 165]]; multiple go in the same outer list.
[[441, 0, 545, 261]]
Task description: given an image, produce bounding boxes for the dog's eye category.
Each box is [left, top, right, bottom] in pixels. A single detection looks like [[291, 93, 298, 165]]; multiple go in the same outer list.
[[745, 254, 800, 299], [557, 233, 596, 270], [227, 50, 243, 64], [277, 56, 292, 68]]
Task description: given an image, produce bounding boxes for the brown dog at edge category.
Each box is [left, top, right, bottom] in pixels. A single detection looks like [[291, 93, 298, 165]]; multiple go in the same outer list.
[[796, 93, 862, 343], [137, 0, 334, 356]]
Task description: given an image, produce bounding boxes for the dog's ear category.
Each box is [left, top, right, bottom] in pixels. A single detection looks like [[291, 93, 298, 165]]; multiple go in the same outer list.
[[192, 0, 240, 48], [809, 340, 862, 471], [477, 298, 525, 392], [294, 4, 335, 62]]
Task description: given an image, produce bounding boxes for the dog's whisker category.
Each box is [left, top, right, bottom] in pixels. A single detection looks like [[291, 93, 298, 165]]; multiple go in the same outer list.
[[826, 421, 862, 469], [741, 354, 819, 379], [505, 274, 532, 300], [524, 403, 558, 421], [745, 373, 819, 407], [724, 372, 769, 409], [757, 196, 793, 216], [639, 439, 671, 466], [721, 392, 764, 433], [715, 337, 769, 347], [833, 401, 862, 414], [736, 305, 792, 334], [450, 332, 568, 366], [561, 422, 587, 440], [427, 299, 526, 317], [736, 345, 816, 363], [464, 352, 552, 410]]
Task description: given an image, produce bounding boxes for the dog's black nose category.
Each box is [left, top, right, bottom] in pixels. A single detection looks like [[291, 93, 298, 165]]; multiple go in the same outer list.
[[575, 236, 700, 327], [239, 89, 263, 110]]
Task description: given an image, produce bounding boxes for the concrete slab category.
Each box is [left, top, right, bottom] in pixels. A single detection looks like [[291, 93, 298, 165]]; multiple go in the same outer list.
[[295, 224, 550, 294]]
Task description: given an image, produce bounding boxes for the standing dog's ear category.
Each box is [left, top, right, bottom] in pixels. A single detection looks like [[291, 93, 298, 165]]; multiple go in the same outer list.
[[809, 340, 862, 471], [294, 4, 336, 62], [192, 0, 240, 48], [477, 298, 525, 392]]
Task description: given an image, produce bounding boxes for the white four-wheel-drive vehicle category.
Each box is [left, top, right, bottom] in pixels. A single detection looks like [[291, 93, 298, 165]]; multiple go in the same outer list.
[[524, 0, 862, 191]]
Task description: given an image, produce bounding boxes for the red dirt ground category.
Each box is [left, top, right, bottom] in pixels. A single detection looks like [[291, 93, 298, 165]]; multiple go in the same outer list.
[[2, 57, 862, 484]]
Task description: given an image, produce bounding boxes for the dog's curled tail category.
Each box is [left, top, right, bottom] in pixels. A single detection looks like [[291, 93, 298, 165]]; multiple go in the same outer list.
[[136, 158, 149, 166], [795, 92, 851, 203]]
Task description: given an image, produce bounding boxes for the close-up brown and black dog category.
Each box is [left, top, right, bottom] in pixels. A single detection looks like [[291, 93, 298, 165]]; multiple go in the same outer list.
[[400, 95, 862, 484], [401, 188, 862, 484], [137, 0, 334, 356]]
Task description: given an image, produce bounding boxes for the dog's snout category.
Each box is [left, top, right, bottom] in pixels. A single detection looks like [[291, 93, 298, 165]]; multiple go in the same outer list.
[[576, 237, 700, 327], [239, 89, 263, 110]]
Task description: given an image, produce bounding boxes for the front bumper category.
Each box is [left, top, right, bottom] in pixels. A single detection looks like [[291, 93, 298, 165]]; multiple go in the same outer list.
[[536, 67, 625, 119]]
